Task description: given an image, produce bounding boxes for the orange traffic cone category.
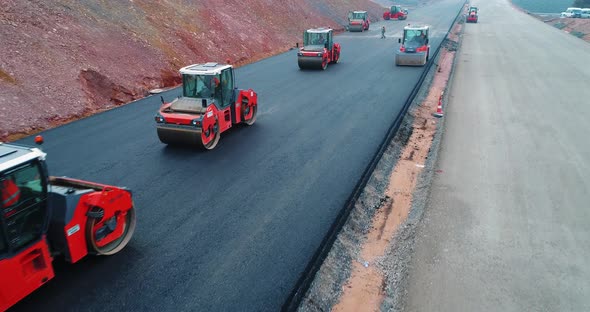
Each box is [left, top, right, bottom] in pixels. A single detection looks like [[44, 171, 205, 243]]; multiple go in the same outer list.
[[433, 92, 444, 118]]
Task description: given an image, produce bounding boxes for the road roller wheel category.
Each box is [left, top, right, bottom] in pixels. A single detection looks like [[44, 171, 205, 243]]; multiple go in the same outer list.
[[86, 206, 136, 256], [332, 52, 340, 64], [201, 121, 220, 150], [157, 128, 173, 145], [242, 104, 257, 126], [321, 58, 328, 70], [298, 59, 306, 70]]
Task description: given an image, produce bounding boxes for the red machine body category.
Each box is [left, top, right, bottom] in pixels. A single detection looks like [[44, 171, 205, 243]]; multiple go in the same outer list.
[[466, 7, 478, 23], [395, 25, 431, 66], [0, 143, 136, 311], [348, 11, 370, 32], [0, 238, 53, 312], [155, 63, 258, 149], [383, 5, 407, 20], [297, 28, 341, 70]]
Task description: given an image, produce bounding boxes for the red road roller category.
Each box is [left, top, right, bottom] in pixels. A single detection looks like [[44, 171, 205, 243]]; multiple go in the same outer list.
[[347, 11, 370, 32], [466, 6, 478, 23], [297, 28, 341, 70], [395, 24, 431, 66], [383, 5, 407, 20], [0, 140, 136, 311], [155, 62, 258, 149]]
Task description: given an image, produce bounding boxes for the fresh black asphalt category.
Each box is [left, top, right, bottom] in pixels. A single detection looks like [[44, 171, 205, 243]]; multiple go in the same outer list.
[[12, 1, 464, 310]]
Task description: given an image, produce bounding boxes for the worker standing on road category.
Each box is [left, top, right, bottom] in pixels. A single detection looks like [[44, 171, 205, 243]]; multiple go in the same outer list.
[[381, 26, 386, 39]]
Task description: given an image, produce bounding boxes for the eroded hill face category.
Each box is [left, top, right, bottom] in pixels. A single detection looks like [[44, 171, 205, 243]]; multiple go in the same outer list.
[[0, 0, 382, 140]]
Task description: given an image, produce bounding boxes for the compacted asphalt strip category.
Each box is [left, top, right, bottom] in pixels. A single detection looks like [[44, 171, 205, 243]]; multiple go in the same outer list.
[[404, 0, 590, 311], [12, 1, 464, 310]]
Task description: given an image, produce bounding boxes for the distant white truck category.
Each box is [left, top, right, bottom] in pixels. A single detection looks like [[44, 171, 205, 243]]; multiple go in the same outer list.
[[561, 7, 582, 18], [581, 8, 590, 18]]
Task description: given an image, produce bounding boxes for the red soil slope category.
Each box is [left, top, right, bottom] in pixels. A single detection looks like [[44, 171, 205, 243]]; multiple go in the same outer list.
[[0, 0, 382, 140]]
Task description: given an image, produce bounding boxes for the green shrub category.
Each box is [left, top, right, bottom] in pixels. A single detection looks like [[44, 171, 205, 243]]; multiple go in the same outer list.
[[573, 0, 590, 8]]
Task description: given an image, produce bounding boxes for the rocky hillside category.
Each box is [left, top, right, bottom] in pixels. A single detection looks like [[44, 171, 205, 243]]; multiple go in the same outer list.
[[0, 0, 382, 140]]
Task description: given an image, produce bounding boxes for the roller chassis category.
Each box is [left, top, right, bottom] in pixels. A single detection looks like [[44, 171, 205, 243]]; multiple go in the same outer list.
[[395, 50, 429, 66], [348, 20, 369, 32]]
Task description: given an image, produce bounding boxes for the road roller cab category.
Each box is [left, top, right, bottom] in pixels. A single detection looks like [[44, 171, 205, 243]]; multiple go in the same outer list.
[[297, 28, 341, 70], [395, 25, 430, 66], [383, 5, 407, 20], [348, 11, 370, 32], [155, 63, 258, 149], [0, 141, 136, 311]]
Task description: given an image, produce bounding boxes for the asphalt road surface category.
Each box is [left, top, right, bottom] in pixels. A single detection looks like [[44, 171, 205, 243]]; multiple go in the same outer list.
[[404, 1, 590, 311], [11, 1, 463, 311]]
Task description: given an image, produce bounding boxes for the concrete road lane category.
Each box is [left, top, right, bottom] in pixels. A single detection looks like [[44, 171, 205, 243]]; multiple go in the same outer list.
[[404, 0, 590, 311], [10, 1, 464, 311]]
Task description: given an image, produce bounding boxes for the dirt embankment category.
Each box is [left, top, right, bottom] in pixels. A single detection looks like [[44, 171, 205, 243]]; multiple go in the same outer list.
[[507, 1, 590, 43], [544, 17, 590, 42], [0, 0, 383, 141]]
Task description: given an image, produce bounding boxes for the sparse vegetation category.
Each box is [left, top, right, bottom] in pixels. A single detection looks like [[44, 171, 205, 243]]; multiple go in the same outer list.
[[511, 0, 572, 13], [544, 15, 590, 43], [0, 69, 17, 84], [573, 0, 590, 8], [571, 30, 586, 37]]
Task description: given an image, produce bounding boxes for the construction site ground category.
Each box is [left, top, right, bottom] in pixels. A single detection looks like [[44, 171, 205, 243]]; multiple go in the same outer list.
[[298, 11, 464, 312], [8, 0, 468, 309], [300, 0, 590, 311]]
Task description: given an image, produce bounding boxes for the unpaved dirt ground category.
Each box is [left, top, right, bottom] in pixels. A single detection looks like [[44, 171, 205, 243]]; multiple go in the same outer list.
[[544, 18, 590, 42], [508, 1, 590, 43], [0, 0, 383, 141], [297, 12, 464, 312], [403, 0, 590, 309]]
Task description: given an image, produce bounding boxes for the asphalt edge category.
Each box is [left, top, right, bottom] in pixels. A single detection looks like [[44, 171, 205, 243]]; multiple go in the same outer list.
[[282, 2, 468, 310]]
